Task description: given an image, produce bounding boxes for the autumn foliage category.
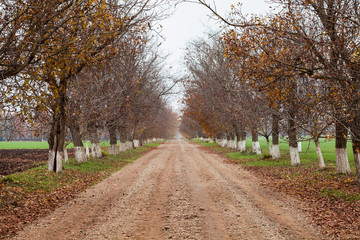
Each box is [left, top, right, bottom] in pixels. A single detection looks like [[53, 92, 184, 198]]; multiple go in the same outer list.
[[183, 0, 360, 182]]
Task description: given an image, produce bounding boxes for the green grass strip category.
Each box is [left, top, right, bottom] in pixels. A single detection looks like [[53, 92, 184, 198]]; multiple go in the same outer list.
[[0, 142, 161, 194]]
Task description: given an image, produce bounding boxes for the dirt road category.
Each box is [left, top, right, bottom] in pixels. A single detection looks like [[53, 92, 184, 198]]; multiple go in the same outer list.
[[13, 140, 321, 240]]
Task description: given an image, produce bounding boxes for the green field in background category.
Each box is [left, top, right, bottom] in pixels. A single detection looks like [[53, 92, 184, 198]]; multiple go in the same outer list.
[[0, 140, 113, 149]]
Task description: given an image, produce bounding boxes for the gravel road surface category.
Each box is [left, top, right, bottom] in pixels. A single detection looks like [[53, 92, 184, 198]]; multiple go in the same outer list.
[[13, 140, 321, 240]]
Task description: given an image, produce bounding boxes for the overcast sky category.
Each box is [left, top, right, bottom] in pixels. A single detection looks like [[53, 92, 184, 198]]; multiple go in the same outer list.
[[159, 0, 272, 112]]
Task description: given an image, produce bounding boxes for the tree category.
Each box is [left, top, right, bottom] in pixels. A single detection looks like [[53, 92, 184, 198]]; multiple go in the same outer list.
[[0, 0, 90, 81], [200, 0, 360, 180], [3, 0, 168, 173], [182, 32, 273, 158]]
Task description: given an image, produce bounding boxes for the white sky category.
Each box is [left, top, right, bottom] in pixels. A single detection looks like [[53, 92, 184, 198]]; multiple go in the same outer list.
[[158, 0, 272, 112]]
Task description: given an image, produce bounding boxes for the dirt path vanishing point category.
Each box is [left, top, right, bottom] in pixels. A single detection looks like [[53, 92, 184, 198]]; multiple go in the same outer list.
[[12, 140, 322, 240]]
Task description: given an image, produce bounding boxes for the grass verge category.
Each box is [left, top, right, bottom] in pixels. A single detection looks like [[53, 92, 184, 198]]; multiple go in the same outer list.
[[0, 142, 162, 238], [192, 139, 360, 238]]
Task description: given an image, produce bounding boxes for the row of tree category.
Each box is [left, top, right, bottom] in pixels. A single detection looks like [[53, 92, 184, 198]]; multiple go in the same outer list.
[[181, 0, 360, 183], [0, 0, 178, 173]]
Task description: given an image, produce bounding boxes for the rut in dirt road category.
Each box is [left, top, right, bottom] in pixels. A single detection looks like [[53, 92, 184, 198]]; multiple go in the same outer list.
[[12, 140, 321, 240]]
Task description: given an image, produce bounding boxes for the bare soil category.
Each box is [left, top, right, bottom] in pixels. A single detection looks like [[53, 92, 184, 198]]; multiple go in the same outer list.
[[0, 149, 74, 176], [11, 140, 322, 240]]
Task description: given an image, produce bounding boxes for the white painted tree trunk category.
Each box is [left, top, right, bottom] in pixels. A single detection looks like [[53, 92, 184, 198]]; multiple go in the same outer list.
[[126, 141, 132, 150], [48, 150, 54, 171], [74, 146, 87, 162], [133, 139, 140, 148], [84, 139, 90, 158], [91, 143, 102, 158], [227, 140, 232, 148], [48, 150, 63, 173], [91, 144, 95, 158], [252, 141, 262, 155], [290, 147, 300, 165], [232, 140, 237, 149], [238, 140, 246, 152], [237, 141, 242, 152], [119, 142, 126, 152], [314, 140, 325, 169], [64, 148, 69, 163], [335, 148, 351, 174], [267, 140, 272, 153], [271, 145, 281, 159], [237, 141, 242, 151], [298, 142, 302, 152], [241, 140, 246, 152], [109, 144, 118, 155]]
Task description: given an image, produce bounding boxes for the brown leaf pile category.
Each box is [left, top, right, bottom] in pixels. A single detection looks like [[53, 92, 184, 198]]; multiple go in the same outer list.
[[244, 166, 360, 238], [0, 171, 102, 238], [198, 144, 360, 239], [0, 146, 155, 239]]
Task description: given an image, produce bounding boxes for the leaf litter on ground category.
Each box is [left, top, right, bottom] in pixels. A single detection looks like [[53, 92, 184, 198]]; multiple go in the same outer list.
[[196, 142, 360, 239]]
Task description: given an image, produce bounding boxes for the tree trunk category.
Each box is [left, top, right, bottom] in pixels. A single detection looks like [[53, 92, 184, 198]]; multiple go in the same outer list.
[[251, 128, 261, 155], [271, 113, 281, 159], [84, 137, 90, 158], [225, 134, 230, 148], [235, 128, 245, 152], [48, 107, 66, 173], [131, 124, 137, 149], [48, 120, 55, 169], [119, 126, 127, 152], [265, 136, 271, 153], [315, 139, 326, 169], [119, 141, 126, 152], [335, 120, 350, 174], [288, 109, 300, 165], [126, 141, 133, 150], [232, 132, 237, 149], [108, 124, 118, 156], [133, 139, 140, 148], [233, 127, 238, 150], [64, 147, 69, 163], [221, 138, 226, 147], [69, 123, 87, 162], [90, 124, 102, 158], [351, 115, 360, 183], [240, 130, 246, 152]]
